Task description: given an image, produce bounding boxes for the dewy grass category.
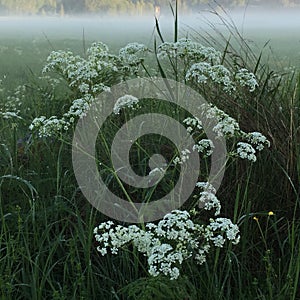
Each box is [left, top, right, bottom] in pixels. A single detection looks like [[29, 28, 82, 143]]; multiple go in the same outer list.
[[1, 3, 300, 300]]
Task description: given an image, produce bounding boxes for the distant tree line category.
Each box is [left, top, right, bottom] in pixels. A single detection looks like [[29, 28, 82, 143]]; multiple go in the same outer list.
[[0, 0, 299, 15]]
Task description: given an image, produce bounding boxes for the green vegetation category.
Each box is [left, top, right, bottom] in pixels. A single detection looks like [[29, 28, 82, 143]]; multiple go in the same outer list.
[[1, 3, 300, 300]]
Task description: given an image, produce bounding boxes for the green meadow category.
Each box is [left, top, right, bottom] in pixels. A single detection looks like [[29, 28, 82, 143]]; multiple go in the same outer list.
[[0, 8, 299, 300]]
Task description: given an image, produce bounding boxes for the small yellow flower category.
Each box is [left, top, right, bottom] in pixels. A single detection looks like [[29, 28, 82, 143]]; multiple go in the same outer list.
[[253, 216, 259, 222], [268, 211, 274, 216]]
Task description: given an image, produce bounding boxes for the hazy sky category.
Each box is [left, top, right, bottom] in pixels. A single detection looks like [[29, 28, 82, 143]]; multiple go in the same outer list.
[[0, 9, 300, 39]]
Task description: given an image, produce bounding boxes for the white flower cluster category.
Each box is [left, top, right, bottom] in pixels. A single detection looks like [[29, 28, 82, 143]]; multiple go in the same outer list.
[[213, 116, 240, 138], [196, 181, 220, 215], [182, 116, 203, 133], [29, 116, 69, 138], [236, 142, 257, 162], [43, 43, 117, 93], [235, 68, 258, 92], [0, 85, 26, 121], [186, 62, 258, 93], [193, 139, 214, 157], [208, 218, 240, 245], [173, 149, 191, 165], [207, 106, 270, 161], [186, 63, 235, 92], [157, 39, 221, 64], [29, 94, 93, 137], [64, 95, 92, 120], [199, 191, 221, 216], [196, 181, 216, 194], [243, 131, 271, 151], [94, 210, 240, 280], [113, 94, 139, 114], [119, 42, 150, 74], [205, 104, 240, 138], [0, 111, 22, 120], [182, 117, 214, 158]]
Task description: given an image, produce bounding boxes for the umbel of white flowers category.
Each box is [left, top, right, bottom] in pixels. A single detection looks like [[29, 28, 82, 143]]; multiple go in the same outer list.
[[94, 208, 240, 280]]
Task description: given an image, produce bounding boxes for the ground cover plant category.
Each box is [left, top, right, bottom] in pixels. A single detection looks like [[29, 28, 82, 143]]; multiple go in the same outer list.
[[0, 3, 299, 300]]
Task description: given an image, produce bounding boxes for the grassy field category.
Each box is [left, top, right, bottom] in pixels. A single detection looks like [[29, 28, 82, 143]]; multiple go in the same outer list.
[[0, 7, 300, 300]]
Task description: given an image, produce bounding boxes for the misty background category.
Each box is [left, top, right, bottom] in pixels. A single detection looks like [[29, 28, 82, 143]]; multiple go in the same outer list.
[[0, 0, 300, 16]]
